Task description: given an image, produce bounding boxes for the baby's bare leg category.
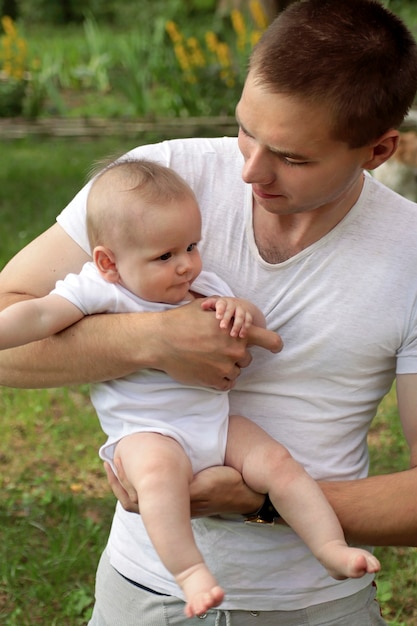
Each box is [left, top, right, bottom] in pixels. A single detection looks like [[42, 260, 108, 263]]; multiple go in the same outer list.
[[225, 415, 380, 579], [115, 433, 224, 617]]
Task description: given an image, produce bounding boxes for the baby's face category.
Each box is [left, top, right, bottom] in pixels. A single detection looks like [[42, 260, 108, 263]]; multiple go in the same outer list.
[[116, 195, 202, 304]]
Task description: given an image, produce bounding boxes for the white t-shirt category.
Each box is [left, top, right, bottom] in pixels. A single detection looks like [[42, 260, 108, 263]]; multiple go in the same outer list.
[[57, 137, 417, 610], [52, 262, 233, 473]]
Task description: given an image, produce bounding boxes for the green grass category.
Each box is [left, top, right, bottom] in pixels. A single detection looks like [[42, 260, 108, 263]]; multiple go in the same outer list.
[[1, 137, 416, 624], [369, 390, 417, 626], [0, 387, 113, 625], [0, 135, 152, 267], [0, 136, 129, 624]]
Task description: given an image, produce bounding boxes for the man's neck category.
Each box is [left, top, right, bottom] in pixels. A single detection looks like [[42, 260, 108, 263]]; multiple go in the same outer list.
[[252, 174, 365, 263]]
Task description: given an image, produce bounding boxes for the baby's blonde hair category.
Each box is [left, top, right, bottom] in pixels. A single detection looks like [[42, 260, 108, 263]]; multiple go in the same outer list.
[[86, 158, 197, 250]]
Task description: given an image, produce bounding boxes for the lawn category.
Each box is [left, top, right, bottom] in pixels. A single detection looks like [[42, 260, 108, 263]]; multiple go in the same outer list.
[[0, 135, 416, 625], [0, 136, 131, 625]]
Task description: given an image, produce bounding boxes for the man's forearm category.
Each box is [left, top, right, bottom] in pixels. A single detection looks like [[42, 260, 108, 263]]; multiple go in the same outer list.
[[0, 312, 155, 388], [0, 300, 273, 390], [320, 467, 417, 546]]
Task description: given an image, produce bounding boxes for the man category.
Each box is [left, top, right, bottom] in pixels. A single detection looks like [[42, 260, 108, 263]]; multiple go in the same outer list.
[[0, 1, 416, 624]]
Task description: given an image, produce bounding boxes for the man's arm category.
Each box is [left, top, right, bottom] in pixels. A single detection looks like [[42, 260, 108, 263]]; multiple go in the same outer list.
[[0, 223, 282, 389], [321, 373, 417, 546], [320, 466, 417, 546]]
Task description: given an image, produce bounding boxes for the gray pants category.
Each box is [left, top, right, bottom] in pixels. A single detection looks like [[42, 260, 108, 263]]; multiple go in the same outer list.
[[88, 551, 388, 626]]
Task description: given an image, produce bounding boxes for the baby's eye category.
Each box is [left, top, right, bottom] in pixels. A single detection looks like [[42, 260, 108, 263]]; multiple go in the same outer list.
[[187, 243, 197, 252], [159, 252, 172, 261]]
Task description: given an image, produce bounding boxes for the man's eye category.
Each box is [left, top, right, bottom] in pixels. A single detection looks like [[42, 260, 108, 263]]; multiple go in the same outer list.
[[282, 156, 309, 167], [239, 126, 251, 138]]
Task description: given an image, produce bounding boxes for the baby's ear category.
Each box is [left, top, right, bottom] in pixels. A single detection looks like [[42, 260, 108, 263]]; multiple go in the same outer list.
[[93, 246, 120, 283]]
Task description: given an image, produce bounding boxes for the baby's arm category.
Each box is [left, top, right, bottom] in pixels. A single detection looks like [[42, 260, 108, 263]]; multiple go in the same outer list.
[[0, 294, 84, 350], [201, 296, 266, 338]]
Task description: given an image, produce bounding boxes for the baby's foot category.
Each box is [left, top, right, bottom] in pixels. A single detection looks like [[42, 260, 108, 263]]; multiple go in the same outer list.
[[176, 562, 225, 618], [322, 542, 381, 580]]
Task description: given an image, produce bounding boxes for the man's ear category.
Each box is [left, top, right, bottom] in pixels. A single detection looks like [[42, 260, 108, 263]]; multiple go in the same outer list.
[[93, 246, 120, 283], [363, 130, 400, 171]]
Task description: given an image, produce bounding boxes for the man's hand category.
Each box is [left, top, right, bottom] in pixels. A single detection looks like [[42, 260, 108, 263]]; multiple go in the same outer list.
[[189, 465, 263, 517], [105, 460, 139, 513], [152, 300, 282, 391], [105, 461, 264, 518]]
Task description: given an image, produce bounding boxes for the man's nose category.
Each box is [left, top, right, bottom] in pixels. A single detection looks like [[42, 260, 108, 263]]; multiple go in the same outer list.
[[242, 147, 275, 185]]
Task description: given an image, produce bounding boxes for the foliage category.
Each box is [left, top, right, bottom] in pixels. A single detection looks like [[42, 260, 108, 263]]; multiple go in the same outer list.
[[4, 0, 216, 26], [15, 0, 117, 25], [0, 15, 46, 116], [1, 1, 416, 120], [164, 1, 267, 115], [0, 1, 270, 119], [0, 15, 27, 115]]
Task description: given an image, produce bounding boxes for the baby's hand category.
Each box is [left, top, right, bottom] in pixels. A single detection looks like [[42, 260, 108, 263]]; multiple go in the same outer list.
[[201, 296, 253, 338]]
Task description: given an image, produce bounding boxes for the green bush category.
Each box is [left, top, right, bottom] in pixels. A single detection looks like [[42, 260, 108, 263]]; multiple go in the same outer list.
[[15, 0, 116, 24], [6, 0, 216, 26], [0, 75, 26, 115]]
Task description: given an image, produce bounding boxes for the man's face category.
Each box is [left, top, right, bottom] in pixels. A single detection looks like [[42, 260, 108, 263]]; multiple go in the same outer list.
[[236, 73, 373, 219]]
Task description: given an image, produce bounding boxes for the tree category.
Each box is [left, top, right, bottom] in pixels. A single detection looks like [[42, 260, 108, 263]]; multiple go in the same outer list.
[[1, 0, 18, 19]]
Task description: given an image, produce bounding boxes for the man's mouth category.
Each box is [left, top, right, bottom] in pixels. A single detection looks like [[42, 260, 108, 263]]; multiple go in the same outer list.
[[252, 186, 282, 199]]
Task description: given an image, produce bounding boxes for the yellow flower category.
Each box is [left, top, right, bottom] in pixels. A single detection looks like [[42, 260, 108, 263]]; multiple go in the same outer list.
[[250, 31, 263, 47], [231, 9, 246, 38], [1, 16, 16, 37], [166, 21, 183, 44], [216, 41, 232, 68], [231, 9, 248, 51], [0, 16, 29, 80], [174, 42, 191, 72], [249, 0, 269, 30], [187, 37, 206, 67], [205, 31, 219, 53]]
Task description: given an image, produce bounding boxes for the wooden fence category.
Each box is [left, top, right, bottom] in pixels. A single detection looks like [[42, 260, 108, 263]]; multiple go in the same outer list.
[[0, 116, 238, 139], [1, 110, 416, 139]]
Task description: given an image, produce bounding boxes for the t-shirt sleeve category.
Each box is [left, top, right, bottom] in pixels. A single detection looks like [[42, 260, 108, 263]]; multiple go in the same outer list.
[[56, 182, 92, 255], [51, 263, 119, 315], [396, 310, 417, 374]]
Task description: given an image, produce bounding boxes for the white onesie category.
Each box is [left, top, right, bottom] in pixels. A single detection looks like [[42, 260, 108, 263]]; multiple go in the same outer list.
[[52, 262, 234, 474]]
